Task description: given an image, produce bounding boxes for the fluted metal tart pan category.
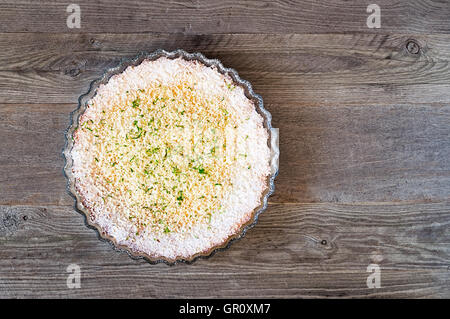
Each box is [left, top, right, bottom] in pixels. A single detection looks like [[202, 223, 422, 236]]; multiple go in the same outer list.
[[63, 49, 279, 264]]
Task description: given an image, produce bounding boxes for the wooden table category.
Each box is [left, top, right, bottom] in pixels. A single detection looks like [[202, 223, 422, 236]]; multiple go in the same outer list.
[[1, 1, 449, 298]]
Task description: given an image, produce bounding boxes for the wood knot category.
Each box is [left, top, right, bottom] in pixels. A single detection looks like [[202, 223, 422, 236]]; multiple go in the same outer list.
[[89, 38, 101, 48], [66, 68, 81, 77], [64, 59, 86, 77], [406, 40, 420, 55], [370, 250, 384, 263]]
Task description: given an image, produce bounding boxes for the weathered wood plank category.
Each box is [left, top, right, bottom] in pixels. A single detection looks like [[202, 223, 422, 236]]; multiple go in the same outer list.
[[0, 104, 71, 206], [1, 33, 450, 104], [0, 1, 449, 34], [1, 202, 449, 298], [3, 33, 450, 71], [1, 102, 450, 205], [274, 103, 450, 203]]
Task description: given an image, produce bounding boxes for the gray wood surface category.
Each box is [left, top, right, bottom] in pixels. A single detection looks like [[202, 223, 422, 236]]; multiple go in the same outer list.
[[1, 0, 449, 34], [0, 1, 449, 298]]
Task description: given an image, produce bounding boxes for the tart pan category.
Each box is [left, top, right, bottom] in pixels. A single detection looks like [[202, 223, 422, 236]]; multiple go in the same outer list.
[[63, 49, 279, 264]]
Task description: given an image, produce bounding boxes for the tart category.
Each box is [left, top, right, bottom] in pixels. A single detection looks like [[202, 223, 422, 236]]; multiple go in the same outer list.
[[64, 50, 277, 263]]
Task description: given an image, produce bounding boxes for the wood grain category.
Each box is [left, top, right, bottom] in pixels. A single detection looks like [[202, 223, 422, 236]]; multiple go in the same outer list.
[[0, 1, 449, 34], [1, 203, 449, 298], [1, 33, 450, 104], [0, 3, 450, 298]]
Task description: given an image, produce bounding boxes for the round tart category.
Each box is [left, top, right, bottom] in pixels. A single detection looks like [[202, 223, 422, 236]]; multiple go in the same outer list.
[[65, 51, 276, 263]]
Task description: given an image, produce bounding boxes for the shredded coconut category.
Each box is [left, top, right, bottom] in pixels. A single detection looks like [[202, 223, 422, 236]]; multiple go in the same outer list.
[[71, 57, 270, 260]]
